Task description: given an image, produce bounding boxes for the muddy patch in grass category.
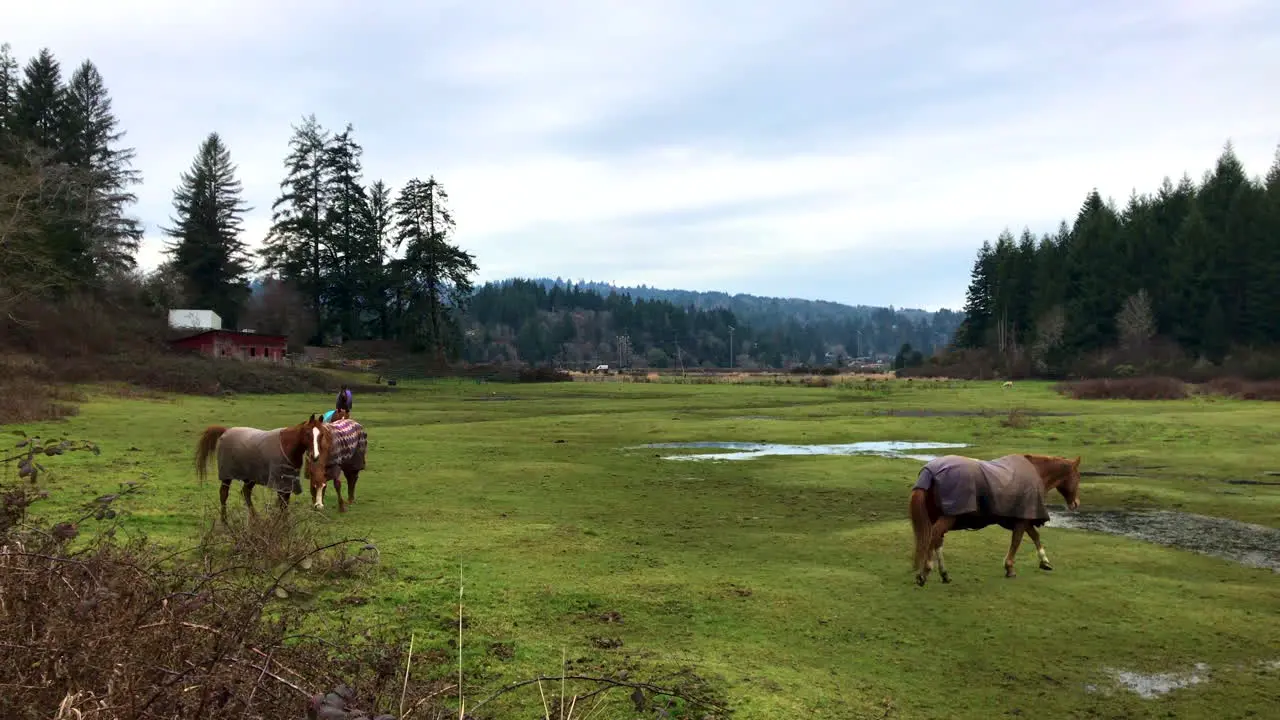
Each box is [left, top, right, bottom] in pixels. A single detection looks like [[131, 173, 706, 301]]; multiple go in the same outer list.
[[636, 440, 968, 462], [1105, 663, 1210, 699], [1050, 509, 1280, 572], [867, 408, 1077, 418]]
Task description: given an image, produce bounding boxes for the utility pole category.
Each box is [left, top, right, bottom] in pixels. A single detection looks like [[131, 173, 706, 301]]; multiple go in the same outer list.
[[728, 325, 735, 369], [615, 334, 631, 369]]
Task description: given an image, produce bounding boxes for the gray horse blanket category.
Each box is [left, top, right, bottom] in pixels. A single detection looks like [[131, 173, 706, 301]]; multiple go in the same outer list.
[[913, 454, 1049, 531], [216, 427, 302, 495], [324, 418, 367, 481]]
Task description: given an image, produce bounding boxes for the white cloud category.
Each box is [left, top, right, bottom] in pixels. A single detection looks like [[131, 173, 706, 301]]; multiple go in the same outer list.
[[9, 0, 1280, 308]]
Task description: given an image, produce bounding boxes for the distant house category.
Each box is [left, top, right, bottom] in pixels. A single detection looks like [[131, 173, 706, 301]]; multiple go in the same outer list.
[[168, 309, 222, 331], [170, 329, 287, 363]]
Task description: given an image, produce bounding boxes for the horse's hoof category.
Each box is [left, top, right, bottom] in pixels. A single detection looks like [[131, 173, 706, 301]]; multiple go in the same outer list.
[[1039, 560, 1054, 571], [940, 573, 951, 584], [1005, 568, 1016, 578], [915, 574, 926, 587]]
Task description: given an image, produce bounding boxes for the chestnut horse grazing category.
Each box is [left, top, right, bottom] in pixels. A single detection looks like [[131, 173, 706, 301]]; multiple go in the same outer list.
[[195, 415, 329, 523], [909, 453, 1081, 586]]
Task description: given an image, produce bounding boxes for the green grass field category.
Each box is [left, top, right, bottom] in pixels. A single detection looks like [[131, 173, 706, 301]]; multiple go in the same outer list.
[[14, 378, 1280, 718]]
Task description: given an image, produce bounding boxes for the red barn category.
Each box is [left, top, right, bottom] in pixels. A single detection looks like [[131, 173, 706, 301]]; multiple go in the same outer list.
[[170, 330, 288, 362]]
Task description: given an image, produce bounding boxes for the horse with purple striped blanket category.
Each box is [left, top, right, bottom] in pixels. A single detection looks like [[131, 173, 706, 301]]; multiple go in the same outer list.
[[311, 417, 368, 513]]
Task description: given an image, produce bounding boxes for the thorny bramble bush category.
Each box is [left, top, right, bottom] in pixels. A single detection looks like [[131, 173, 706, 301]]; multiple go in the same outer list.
[[0, 431, 452, 720]]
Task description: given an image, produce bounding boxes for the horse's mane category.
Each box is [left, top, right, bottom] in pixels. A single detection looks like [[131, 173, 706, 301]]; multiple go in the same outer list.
[[1023, 453, 1080, 486]]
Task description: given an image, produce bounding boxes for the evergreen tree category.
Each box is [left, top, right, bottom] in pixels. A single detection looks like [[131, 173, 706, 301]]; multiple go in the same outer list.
[[1063, 190, 1125, 351], [161, 132, 252, 326], [391, 176, 478, 359], [359, 179, 396, 338], [0, 43, 18, 139], [12, 49, 65, 153], [320, 124, 367, 341], [10, 48, 89, 285], [61, 60, 143, 276], [259, 114, 332, 342], [955, 241, 994, 348]]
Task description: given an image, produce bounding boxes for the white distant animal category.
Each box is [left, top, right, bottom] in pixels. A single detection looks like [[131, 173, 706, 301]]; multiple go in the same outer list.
[[1002, 381, 1014, 389]]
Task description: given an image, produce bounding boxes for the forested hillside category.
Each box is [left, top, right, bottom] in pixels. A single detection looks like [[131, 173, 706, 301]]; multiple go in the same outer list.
[[525, 278, 944, 324], [459, 279, 961, 369], [952, 141, 1280, 377]]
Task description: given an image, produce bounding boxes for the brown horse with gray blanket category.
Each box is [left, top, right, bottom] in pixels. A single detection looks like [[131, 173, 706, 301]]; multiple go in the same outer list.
[[195, 415, 329, 523], [909, 453, 1082, 586]]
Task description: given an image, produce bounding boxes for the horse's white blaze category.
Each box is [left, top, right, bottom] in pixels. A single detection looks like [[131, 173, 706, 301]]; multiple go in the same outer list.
[[313, 485, 323, 509], [311, 427, 320, 460]]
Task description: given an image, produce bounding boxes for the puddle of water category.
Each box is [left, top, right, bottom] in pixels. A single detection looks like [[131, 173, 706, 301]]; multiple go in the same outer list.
[[1049, 509, 1280, 573], [636, 440, 969, 462], [1106, 663, 1209, 699]]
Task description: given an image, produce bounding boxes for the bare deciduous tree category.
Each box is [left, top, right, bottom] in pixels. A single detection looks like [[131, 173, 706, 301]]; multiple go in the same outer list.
[[241, 275, 316, 351], [1117, 289, 1156, 349], [1031, 304, 1066, 372], [0, 145, 81, 321]]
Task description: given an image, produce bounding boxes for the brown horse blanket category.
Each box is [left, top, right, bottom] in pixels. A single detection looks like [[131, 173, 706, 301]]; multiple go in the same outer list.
[[216, 427, 302, 495], [914, 454, 1049, 531], [324, 418, 367, 481]]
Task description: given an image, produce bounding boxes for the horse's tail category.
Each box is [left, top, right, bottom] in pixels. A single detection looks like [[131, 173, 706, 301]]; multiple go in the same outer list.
[[195, 426, 228, 483], [909, 486, 933, 573]]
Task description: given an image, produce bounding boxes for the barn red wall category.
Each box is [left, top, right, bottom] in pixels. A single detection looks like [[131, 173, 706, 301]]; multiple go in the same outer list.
[[169, 332, 286, 361]]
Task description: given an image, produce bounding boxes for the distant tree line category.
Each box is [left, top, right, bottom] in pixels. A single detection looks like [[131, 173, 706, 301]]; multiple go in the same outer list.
[[461, 279, 961, 369], [952, 141, 1280, 377]]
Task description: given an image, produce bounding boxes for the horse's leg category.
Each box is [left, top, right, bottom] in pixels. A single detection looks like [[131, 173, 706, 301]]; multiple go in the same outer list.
[[344, 466, 359, 505], [920, 516, 955, 585], [276, 490, 290, 512], [219, 480, 231, 524], [934, 534, 951, 584], [329, 469, 347, 513], [1027, 525, 1053, 570], [242, 482, 257, 517], [1004, 523, 1026, 577]]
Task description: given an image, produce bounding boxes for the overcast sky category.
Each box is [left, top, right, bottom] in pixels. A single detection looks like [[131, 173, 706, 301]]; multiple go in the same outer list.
[[9, 0, 1280, 310]]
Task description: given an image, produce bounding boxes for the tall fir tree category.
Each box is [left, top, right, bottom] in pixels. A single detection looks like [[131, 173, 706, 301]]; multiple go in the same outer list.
[[259, 114, 332, 342], [12, 48, 65, 153], [359, 179, 396, 339], [61, 60, 143, 276], [955, 240, 994, 348], [321, 124, 367, 341], [10, 48, 91, 285], [0, 43, 19, 140], [1063, 190, 1125, 351], [390, 176, 478, 359], [162, 132, 252, 326]]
